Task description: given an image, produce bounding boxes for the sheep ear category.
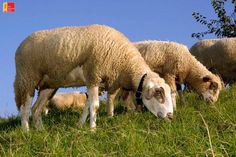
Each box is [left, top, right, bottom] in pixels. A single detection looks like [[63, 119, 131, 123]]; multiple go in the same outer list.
[[203, 76, 211, 82]]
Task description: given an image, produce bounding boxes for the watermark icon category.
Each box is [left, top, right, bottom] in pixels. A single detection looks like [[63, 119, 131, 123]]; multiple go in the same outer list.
[[3, 2, 15, 12]]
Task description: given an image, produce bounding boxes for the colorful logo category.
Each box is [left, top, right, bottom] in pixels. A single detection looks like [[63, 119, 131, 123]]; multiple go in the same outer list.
[[3, 2, 15, 12]]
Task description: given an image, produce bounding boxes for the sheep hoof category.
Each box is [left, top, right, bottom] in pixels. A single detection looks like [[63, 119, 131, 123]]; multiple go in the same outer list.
[[35, 124, 44, 131], [90, 127, 97, 132], [21, 125, 29, 132], [77, 121, 84, 128], [107, 113, 114, 118], [34, 125, 44, 131], [33, 117, 44, 131], [21, 121, 30, 132]]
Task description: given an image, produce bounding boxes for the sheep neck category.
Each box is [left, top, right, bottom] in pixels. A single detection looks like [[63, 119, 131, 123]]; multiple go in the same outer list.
[[126, 65, 151, 92], [185, 59, 209, 88]]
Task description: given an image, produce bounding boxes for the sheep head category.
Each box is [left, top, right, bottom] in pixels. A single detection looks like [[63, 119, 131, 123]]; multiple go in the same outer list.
[[140, 74, 173, 120], [199, 75, 223, 103]]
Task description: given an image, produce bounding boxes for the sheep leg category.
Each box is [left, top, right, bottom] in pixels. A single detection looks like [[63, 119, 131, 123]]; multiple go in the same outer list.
[[107, 89, 120, 117], [32, 88, 57, 130], [163, 74, 177, 110], [116, 89, 136, 112], [88, 86, 99, 129], [78, 86, 99, 129], [20, 94, 33, 131], [78, 101, 89, 127], [124, 91, 136, 111]]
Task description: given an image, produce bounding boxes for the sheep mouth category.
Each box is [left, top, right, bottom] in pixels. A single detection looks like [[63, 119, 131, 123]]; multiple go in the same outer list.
[[199, 95, 214, 104], [157, 112, 173, 120], [206, 97, 214, 104], [198, 95, 204, 101], [167, 112, 173, 120]]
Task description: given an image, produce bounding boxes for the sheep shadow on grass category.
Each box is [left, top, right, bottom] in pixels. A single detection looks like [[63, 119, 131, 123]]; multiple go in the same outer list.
[[0, 116, 21, 132], [0, 101, 130, 132]]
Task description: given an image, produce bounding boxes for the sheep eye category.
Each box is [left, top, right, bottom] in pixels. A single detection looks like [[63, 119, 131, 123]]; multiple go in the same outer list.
[[155, 91, 161, 96]]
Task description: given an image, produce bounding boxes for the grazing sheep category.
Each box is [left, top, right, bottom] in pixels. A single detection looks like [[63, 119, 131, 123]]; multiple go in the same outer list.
[[190, 38, 236, 83], [14, 25, 173, 131], [43, 91, 87, 114], [107, 41, 223, 115], [136, 41, 222, 104]]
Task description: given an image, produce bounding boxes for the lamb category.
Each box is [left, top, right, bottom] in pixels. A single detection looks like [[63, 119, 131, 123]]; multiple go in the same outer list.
[[190, 38, 236, 84], [106, 41, 223, 115], [14, 25, 173, 131], [43, 91, 87, 114]]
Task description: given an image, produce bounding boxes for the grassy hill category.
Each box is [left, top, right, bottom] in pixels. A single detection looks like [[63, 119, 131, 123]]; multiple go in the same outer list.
[[0, 86, 236, 156]]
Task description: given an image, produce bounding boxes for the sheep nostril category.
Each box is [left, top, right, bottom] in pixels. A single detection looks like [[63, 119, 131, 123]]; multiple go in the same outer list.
[[167, 112, 173, 120], [157, 112, 164, 118]]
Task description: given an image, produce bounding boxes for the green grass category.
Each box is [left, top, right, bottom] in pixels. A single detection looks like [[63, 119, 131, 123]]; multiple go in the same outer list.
[[1, 86, 236, 157]]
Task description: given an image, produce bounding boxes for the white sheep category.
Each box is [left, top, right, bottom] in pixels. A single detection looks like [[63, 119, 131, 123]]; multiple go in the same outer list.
[[190, 38, 236, 83], [106, 40, 223, 115], [43, 91, 87, 114], [14, 25, 173, 131]]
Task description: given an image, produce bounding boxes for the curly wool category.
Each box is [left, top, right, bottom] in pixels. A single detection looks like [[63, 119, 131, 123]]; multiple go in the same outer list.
[[190, 38, 236, 82], [134, 40, 222, 93], [14, 25, 161, 110]]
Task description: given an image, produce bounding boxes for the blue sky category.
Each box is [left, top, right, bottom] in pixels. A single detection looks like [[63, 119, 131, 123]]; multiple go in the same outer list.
[[0, 0, 222, 117]]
